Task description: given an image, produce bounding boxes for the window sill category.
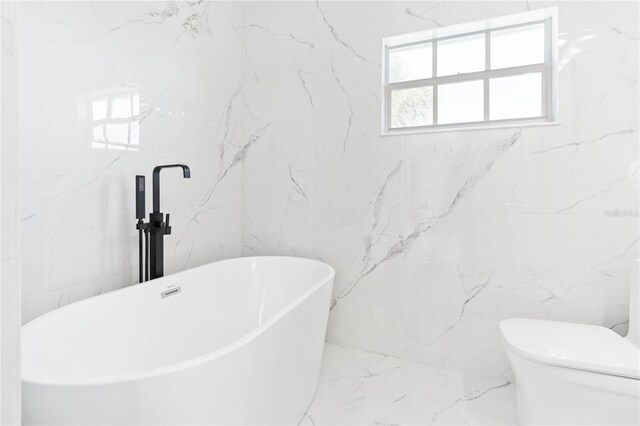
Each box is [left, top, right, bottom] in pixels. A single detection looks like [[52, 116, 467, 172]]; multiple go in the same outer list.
[[380, 120, 561, 136]]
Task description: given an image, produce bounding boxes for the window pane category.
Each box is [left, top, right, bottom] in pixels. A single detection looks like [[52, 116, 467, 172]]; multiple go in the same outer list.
[[390, 86, 433, 128], [438, 80, 484, 125], [388, 43, 433, 83], [437, 33, 485, 76], [490, 73, 542, 120], [491, 23, 545, 69]]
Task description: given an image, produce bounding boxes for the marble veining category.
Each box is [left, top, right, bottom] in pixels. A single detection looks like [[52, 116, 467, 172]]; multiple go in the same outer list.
[[315, 0, 375, 65], [336, 131, 522, 304], [529, 123, 640, 154], [302, 343, 517, 425]]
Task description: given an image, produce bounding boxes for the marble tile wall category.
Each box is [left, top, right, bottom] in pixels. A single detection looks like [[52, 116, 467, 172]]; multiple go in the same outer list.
[[2, 1, 22, 422], [18, 1, 246, 323], [239, 1, 640, 379]]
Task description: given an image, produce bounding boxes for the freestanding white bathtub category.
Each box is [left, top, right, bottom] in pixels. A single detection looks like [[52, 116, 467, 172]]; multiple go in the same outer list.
[[22, 256, 335, 425]]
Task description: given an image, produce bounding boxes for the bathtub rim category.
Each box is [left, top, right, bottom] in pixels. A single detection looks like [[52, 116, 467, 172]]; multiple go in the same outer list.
[[22, 256, 335, 387]]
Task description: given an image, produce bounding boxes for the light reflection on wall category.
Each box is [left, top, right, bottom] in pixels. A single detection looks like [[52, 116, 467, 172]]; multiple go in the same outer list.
[[89, 90, 141, 151], [557, 30, 597, 71]]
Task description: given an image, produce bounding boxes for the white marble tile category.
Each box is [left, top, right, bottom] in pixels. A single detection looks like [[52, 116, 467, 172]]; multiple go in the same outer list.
[[302, 343, 517, 425], [1, 4, 22, 420]]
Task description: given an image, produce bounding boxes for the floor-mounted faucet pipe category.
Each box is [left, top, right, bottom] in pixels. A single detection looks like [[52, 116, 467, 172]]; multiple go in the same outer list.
[[138, 221, 143, 283], [144, 228, 149, 282]]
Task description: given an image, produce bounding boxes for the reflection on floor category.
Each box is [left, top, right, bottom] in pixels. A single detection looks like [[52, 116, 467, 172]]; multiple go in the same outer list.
[[302, 344, 517, 425]]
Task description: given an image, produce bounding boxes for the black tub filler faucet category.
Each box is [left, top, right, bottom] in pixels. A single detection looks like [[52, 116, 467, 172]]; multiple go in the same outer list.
[[135, 164, 191, 282]]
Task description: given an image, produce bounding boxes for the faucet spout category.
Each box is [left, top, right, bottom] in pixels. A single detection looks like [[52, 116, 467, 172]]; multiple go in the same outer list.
[[152, 164, 191, 213]]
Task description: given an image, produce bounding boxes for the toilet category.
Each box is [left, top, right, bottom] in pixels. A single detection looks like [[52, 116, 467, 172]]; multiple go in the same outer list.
[[500, 260, 640, 425]]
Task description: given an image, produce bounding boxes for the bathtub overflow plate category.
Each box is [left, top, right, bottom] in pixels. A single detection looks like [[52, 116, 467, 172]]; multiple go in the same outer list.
[[161, 286, 181, 298]]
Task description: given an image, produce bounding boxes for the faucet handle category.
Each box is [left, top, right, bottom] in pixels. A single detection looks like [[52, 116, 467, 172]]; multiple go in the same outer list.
[[165, 213, 171, 235]]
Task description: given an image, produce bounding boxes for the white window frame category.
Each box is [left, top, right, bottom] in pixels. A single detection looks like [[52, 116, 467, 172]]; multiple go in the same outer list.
[[382, 8, 558, 134]]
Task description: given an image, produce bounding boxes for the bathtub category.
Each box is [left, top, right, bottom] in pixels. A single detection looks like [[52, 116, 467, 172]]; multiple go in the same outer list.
[[22, 256, 335, 425]]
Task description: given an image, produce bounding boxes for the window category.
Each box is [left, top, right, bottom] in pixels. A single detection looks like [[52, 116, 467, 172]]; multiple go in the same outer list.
[[383, 8, 557, 133]]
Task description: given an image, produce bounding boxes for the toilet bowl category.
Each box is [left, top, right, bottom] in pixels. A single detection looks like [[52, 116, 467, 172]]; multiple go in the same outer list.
[[500, 260, 640, 425]]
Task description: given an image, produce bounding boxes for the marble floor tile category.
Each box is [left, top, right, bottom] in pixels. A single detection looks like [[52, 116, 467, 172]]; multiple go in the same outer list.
[[303, 344, 517, 425]]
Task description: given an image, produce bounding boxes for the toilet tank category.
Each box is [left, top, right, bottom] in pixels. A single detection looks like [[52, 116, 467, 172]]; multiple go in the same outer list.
[[628, 259, 639, 347]]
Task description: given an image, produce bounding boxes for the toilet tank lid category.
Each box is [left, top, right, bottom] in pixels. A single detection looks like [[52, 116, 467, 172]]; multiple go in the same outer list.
[[500, 318, 640, 379]]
